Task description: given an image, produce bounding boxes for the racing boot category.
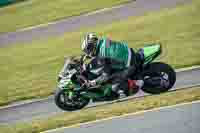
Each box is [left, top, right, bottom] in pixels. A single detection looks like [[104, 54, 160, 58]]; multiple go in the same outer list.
[[111, 83, 126, 99]]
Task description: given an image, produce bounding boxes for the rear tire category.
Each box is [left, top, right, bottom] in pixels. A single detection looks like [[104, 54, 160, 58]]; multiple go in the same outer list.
[[141, 62, 176, 94], [54, 88, 90, 111]]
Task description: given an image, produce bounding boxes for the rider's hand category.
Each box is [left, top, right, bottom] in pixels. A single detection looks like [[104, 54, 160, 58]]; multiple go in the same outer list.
[[86, 80, 96, 88]]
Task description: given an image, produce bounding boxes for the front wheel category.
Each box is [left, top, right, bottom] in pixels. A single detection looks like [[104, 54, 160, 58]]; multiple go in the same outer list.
[[141, 62, 176, 94], [54, 88, 90, 111]]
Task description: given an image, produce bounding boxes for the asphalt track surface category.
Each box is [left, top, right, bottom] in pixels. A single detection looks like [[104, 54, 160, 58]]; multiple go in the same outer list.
[[0, 0, 191, 46], [45, 101, 200, 133], [0, 68, 200, 125]]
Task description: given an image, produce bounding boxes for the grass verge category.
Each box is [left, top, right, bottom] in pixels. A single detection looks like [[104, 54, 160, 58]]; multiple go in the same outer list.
[[0, 86, 200, 133], [0, 0, 200, 106], [0, 0, 130, 33]]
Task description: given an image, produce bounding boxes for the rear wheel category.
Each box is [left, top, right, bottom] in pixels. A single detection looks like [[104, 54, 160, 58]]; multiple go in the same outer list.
[[54, 88, 90, 111], [141, 62, 176, 94]]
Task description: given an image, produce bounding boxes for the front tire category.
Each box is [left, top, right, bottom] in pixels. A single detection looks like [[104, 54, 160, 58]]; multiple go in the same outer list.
[[141, 62, 176, 94], [54, 88, 90, 111]]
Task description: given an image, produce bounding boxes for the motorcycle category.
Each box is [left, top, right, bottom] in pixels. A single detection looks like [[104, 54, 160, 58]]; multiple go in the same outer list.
[[54, 44, 176, 111]]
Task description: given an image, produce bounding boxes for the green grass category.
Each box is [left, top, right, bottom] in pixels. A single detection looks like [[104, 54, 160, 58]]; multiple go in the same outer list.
[[0, 0, 131, 33], [1, 86, 200, 133], [0, 0, 200, 106]]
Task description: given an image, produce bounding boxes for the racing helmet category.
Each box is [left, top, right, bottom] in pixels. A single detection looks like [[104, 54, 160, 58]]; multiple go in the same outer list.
[[81, 33, 98, 56]]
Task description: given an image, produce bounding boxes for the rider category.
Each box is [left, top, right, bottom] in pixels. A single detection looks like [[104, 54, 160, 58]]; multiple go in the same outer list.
[[81, 33, 144, 97]]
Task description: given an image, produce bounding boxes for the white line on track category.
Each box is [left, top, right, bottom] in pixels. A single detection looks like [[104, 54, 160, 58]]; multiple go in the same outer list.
[[175, 65, 200, 72], [42, 100, 200, 133], [17, 3, 128, 32]]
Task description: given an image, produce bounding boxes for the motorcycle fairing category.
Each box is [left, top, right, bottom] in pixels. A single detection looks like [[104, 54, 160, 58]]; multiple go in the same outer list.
[[142, 44, 162, 65]]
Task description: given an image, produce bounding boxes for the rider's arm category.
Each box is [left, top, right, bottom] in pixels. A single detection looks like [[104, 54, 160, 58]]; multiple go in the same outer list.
[[89, 57, 112, 85]]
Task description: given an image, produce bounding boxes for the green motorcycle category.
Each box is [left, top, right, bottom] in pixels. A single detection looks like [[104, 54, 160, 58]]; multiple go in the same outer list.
[[54, 44, 176, 111]]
